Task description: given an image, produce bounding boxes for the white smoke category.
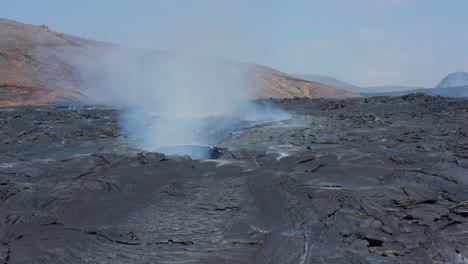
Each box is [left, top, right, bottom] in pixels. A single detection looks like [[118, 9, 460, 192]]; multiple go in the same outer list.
[[82, 46, 290, 157]]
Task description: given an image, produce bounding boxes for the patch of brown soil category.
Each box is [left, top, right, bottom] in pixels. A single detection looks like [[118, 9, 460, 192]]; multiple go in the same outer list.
[[0, 83, 82, 106], [247, 65, 360, 99]]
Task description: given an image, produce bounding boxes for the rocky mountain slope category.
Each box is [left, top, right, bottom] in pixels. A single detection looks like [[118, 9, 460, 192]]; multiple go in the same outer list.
[[250, 69, 358, 99], [0, 18, 359, 106], [0, 19, 98, 106], [293, 74, 362, 93]]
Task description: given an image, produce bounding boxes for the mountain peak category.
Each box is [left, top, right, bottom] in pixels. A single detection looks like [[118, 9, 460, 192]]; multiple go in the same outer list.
[[435, 71, 468, 88]]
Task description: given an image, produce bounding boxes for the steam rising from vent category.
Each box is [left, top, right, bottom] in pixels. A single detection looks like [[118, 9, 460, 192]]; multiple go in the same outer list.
[[83, 47, 290, 157]]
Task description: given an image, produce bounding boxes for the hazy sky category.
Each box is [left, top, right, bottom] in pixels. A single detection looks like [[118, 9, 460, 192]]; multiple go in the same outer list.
[[2, 0, 468, 87]]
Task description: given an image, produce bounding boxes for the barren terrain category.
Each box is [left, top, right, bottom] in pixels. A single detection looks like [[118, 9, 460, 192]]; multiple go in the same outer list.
[[1, 94, 467, 263]]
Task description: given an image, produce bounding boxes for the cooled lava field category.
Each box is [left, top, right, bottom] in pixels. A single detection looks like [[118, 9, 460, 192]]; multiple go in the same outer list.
[[1, 94, 468, 263]]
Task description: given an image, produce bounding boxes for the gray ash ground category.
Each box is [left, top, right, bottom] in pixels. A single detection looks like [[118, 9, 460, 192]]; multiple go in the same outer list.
[[1, 94, 468, 263]]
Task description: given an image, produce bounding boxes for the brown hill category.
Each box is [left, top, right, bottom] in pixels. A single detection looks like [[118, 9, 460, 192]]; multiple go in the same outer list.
[[0, 18, 359, 106], [248, 65, 358, 99]]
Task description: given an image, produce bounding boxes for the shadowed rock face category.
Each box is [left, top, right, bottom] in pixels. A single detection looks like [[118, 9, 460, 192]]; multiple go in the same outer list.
[[0, 18, 359, 107], [1, 94, 467, 263]]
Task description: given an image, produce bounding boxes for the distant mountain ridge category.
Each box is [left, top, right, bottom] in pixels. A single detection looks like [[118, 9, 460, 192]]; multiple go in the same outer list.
[[362, 85, 426, 92], [295, 72, 468, 98], [294, 74, 425, 93], [360, 72, 468, 98], [0, 18, 359, 106], [360, 85, 468, 98], [435, 71, 468, 88]]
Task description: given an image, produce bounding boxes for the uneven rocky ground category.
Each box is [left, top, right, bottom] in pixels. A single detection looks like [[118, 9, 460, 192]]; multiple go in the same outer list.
[[0, 94, 467, 263]]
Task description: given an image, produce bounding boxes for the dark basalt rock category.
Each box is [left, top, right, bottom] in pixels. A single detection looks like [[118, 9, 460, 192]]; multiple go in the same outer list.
[[155, 145, 225, 160], [0, 95, 467, 263]]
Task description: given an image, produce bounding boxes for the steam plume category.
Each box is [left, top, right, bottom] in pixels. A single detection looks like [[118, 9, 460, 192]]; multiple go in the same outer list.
[[82, 47, 290, 157]]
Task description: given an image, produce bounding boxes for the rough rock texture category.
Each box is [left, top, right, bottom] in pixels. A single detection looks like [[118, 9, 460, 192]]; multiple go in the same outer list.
[[0, 94, 467, 263], [0, 18, 359, 107]]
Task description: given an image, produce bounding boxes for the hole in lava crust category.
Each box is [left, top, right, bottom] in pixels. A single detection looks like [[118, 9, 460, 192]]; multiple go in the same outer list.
[[155, 145, 225, 160]]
